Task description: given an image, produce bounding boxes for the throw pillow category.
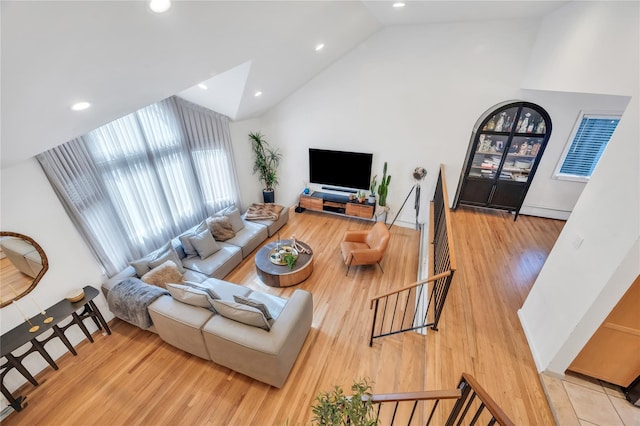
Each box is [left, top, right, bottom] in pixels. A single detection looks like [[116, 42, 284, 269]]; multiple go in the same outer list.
[[166, 283, 215, 309], [141, 260, 184, 289], [211, 299, 270, 331], [188, 228, 221, 259], [206, 216, 236, 241], [218, 206, 244, 232], [183, 281, 221, 300], [233, 295, 272, 320], [179, 221, 208, 257], [148, 245, 185, 273], [130, 241, 172, 277]]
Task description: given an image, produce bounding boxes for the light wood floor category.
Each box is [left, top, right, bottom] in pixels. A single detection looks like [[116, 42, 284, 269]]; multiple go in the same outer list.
[[3, 206, 564, 425]]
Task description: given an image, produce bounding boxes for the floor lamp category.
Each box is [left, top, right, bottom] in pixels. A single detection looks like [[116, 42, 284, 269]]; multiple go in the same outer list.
[[388, 167, 427, 230]]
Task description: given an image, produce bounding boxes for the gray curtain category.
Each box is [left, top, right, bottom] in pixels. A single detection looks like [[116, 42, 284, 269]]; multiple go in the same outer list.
[[38, 96, 240, 276]]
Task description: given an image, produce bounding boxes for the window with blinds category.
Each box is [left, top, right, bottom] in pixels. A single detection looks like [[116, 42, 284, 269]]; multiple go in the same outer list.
[[554, 112, 621, 182]]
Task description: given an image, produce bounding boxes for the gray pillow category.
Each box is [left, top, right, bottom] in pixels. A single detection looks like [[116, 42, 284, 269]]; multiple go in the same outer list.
[[219, 206, 244, 232], [211, 299, 270, 331], [148, 245, 185, 273], [189, 228, 221, 259], [166, 283, 216, 309], [179, 221, 208, 256], [130, 241, 172, 277], [233, 295, 272, 320], [183, 281, 221, 300]]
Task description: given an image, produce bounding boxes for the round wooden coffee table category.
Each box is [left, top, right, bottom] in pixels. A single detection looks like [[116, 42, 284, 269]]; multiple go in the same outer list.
[[255, 240, 313, 287]]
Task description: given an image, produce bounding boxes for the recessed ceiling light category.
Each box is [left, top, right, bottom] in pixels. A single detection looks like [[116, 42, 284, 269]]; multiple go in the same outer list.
[[393, 2, 405, 8], [149, 0, 171, 13], [315, 43, 325, 52], [71, 101, 91, 111], [254, 91, 263, 97], [198, 83, 208, 90]]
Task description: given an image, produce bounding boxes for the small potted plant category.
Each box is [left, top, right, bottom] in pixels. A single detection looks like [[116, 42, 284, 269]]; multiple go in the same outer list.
[[368, 175, 377, 204], [357, 190, 367, 204], [248, 131, 282, 203], [377, 162, 391, 208], [311, 378, 377, 426]]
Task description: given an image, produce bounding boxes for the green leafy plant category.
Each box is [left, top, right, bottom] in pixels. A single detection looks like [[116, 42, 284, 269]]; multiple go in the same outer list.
[[377, 162, 391, 207], [369, 175, 377, 197], [283, 252, 297, 270], [311, 378, 378, 426], [248, 131, 282, 191]]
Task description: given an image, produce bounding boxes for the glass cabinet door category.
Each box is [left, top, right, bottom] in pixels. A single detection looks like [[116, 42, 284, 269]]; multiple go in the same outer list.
[[499, 136, 544, 182], [481, 106, 520, 133], [469, 134, 509, 179], [514, 107, 548, 135]]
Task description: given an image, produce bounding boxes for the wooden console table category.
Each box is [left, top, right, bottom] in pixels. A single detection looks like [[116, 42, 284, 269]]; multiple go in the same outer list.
[[299, 191, 376, 220], [0, 285, 110, 412]]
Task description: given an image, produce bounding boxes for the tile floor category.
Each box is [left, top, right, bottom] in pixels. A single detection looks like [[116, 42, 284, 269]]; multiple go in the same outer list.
[[541, 372, 640, 426]]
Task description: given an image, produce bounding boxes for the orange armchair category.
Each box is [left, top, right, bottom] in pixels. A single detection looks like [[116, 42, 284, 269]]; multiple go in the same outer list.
[[340, 222, 390, 276]]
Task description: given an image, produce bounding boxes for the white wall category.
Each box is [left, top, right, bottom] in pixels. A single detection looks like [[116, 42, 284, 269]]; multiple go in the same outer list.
[[518, 1, 640, 375], [248, 20, 542, 227], [0, 159, 111, 400], [229, 117, 265, 209], [519, 89, 630, 220]]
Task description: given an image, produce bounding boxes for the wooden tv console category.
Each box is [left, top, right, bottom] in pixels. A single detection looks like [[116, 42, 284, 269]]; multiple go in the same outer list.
[[299, 191, 375, 220]]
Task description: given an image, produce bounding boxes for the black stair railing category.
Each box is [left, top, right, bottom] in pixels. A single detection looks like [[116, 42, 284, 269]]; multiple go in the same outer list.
[[369, 165, 457, 346], [367, 373, 515, 426]]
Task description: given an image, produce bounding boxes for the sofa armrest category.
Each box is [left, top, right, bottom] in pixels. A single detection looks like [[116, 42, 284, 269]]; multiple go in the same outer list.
[[101, 266, 137, 299]]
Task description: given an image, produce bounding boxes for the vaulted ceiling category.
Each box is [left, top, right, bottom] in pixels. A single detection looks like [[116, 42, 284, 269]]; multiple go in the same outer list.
[[0, 1, 567, 168]]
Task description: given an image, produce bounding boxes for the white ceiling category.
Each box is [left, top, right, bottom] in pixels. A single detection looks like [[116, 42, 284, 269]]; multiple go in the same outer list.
[[0, 0, 568, 169]]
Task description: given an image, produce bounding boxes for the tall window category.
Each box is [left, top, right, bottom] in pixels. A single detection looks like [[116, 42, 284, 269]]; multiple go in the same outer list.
[[38, 97, 240, 276], [554, 112, 621, 182]]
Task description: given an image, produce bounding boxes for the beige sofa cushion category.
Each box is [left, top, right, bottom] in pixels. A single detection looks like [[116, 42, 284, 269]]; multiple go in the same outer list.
[[211, 299, 270, 330], [167, 284, 216, 309]]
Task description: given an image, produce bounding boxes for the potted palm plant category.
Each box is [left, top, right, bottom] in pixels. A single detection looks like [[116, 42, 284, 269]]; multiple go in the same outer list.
[[248, 132, 282, 203]]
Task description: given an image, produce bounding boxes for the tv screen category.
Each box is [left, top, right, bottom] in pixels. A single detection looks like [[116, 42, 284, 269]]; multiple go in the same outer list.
[[309, 148, 373, 190]]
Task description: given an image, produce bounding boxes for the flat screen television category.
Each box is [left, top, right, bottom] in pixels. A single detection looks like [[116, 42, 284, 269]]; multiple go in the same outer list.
[[309, 148, 373, 190]]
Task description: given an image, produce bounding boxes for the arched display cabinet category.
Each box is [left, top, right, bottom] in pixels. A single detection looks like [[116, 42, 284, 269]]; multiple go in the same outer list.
[[453, 101, 552, 220]]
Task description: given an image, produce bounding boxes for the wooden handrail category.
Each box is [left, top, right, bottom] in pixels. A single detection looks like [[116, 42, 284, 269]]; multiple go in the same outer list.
[[370, 388, 461, 403], [439, 164, 457, 271], [461, 373, 515, 426], [369, 271, 452, 308]]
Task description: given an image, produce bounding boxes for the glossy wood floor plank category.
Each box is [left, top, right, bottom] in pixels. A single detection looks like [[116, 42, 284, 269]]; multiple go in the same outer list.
[[3, 206, 563, 425]]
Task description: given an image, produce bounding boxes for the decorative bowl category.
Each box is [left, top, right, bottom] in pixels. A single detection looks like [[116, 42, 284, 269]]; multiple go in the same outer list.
[[268, 246, 299, 265], [66, 288, 85, 303]]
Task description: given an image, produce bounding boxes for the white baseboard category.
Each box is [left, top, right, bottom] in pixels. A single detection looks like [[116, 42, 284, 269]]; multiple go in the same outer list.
[[519, 204, 572, 220]]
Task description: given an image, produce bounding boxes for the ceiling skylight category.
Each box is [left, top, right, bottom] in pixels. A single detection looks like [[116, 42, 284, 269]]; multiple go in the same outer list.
[[70, 101, 91, 111]]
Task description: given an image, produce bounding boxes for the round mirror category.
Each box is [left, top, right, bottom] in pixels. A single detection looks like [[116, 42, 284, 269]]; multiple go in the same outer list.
[[0, 232, 49, 308]]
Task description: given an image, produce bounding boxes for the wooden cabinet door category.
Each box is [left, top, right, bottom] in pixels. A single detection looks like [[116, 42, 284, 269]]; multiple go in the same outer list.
[[568, 275, 640, 387]]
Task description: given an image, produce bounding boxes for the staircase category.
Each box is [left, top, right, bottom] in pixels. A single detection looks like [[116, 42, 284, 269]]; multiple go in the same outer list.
[[369, 373, 514, 426], [369, 165, 457, 346]]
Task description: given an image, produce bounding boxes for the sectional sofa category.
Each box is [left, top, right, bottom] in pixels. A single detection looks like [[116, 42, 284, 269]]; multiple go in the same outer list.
[[101, 205, 314, 388]]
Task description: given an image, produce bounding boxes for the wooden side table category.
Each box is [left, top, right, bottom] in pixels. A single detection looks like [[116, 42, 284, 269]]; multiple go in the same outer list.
[[0, 285, 110, 411]]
